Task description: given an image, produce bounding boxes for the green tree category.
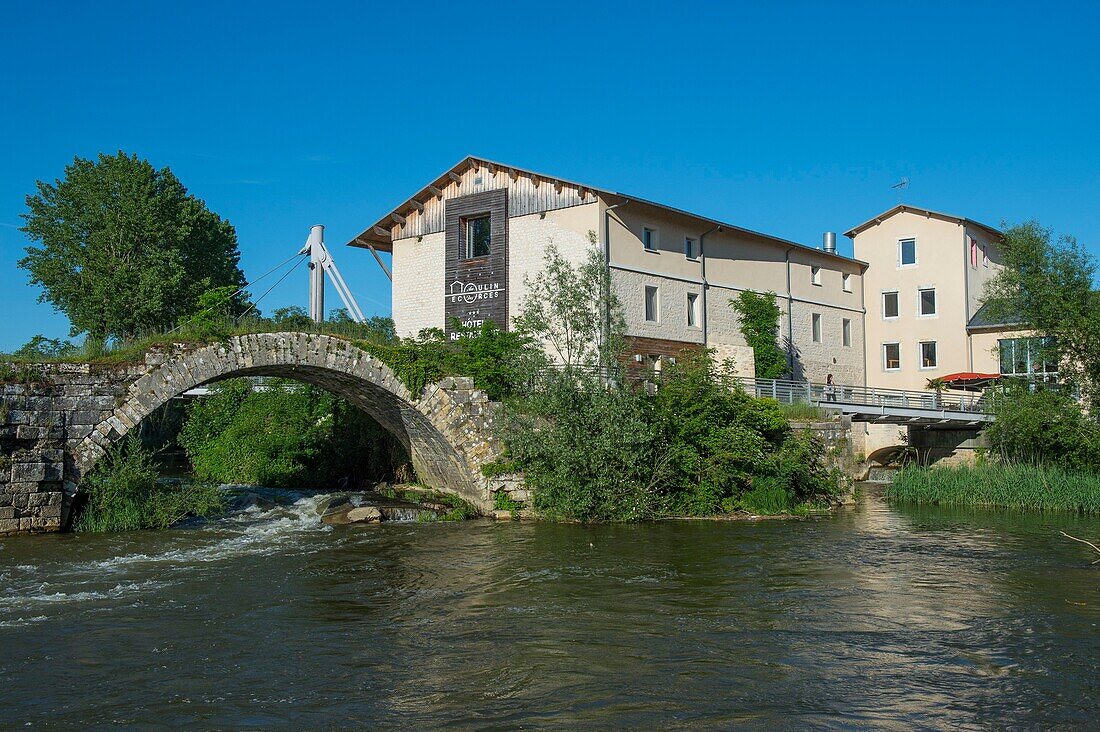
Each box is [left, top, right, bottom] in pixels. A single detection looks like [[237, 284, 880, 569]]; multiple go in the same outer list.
[[985, 385, 1100, 471], [513, 238, 626, 370], [729, 290, 788, 379], [19, 151, 248, 342], [982, 221, 1100, 394]]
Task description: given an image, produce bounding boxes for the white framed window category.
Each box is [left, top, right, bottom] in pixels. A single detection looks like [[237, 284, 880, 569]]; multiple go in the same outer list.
[[644, 285, 659, 322], [982, 244, 989, 267], [918, 287, 937, 316], [899, 238, 917, 267], [882, 291, 899, 319], [811, 266, 822, 286], [920, 341, 938, 369], [842, 318, 851, 347], [684, 237, 698, 260], [642, 227, 658, 252], [969, 236, 978, 269], [464, 215, 491, 259], [842, 273, 852, 292], [686, 292, 700, 327], [812, 313, 822, 343], [883, 342, 901, 371]]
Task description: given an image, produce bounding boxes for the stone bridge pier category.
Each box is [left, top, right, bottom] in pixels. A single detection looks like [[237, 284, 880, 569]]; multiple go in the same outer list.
[[0, 333, 505, 535]]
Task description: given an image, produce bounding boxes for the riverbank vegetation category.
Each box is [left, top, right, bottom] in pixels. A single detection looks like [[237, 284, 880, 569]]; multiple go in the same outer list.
[[73, 442, 224, 532], [499, 353, 840, 521], [887, 464, 1100, 515]]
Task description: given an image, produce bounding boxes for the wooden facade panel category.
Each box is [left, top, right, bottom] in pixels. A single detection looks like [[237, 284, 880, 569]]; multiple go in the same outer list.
[[443, 189, 509, 338], [393, 162, 597, 241]]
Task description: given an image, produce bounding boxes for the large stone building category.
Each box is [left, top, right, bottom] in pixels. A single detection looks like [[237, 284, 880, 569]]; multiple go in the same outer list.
[[346, 157, 1046, 393], [347, 156, 867, 384]]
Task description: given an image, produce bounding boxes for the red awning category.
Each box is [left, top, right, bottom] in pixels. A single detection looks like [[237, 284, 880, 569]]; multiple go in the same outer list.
[[939, 372, 1001, 391]]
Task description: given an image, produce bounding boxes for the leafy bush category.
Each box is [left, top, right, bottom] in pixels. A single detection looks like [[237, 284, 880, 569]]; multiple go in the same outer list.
[[73, 441, 224, 532], [178, 378, 405, 488], [986, 385, 1100, 471], [500, 352, 839, 521], [504, 370, 662, 521], [369, 320, 546, 400]]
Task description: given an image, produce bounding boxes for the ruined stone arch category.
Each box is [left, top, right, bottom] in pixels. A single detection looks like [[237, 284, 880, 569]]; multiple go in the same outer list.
[[70, 333, 500, 519]]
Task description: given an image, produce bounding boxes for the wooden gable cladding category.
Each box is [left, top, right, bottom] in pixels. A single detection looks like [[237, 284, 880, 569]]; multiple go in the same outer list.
[[391, 161, 598, 241], [444, 189, 509, 338]]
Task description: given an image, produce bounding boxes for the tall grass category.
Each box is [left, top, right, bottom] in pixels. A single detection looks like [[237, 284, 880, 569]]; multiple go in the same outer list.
[[73, 442, 225, 532], [887, 463, 1100, 514], [779, 402, 828, 421]]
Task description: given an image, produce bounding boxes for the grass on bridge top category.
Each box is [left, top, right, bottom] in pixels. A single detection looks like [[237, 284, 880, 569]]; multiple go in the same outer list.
[[0, 317, 395, 367]]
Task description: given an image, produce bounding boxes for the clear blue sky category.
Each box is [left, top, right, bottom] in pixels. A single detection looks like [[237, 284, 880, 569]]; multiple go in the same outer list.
[[2, 1, 1098, 350]]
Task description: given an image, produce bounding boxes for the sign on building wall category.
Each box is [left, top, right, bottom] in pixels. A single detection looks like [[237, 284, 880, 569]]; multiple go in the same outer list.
[[444, 189, 509, 339]]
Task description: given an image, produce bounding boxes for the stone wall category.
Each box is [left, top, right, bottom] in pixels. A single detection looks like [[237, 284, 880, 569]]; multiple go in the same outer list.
[[0, 333, 508, 535]]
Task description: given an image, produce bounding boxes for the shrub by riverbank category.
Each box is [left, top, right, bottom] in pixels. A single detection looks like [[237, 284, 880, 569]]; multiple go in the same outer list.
[[499, 353, 842, 521], [887, 463, 1100, 514], [73, 443, 224, 532]]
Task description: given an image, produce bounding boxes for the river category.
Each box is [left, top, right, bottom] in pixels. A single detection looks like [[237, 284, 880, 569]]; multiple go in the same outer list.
[[1, 493, 1098, 729]]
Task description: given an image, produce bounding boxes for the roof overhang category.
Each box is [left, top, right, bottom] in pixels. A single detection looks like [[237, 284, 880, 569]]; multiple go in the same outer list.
[[844, 204, 1003, 240], [347, 156, 868, 268]]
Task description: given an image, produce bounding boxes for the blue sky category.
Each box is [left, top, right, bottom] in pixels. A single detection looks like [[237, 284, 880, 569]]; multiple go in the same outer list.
[[2, 1, 1098, 350]]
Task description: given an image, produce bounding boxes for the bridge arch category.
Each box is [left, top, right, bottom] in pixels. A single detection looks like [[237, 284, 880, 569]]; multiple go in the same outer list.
[[72, 333, 500, 517]]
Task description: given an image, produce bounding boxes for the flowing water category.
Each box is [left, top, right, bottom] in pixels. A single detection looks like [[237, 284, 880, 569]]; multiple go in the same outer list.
[[1, 493, 1099, 729]]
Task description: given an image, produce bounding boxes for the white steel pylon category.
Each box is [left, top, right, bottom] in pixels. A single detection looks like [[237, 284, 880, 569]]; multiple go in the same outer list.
[[298, 224, 367, 323]]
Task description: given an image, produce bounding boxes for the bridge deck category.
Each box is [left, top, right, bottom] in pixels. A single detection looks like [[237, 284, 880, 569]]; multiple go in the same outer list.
[[739, 378, 993, 427]]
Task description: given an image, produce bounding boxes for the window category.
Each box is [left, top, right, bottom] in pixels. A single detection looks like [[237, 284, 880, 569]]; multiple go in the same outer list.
[[642, 227, 657, 252], [899, 238, 917, 266], [842, 318, 852, 347], [918, 287, 937, 316], [464, 215, 491, 258], [883, 291, 899, 319], [644, 285, 659, 322], [812, 313, 822, 343], [920, 341, 938, 369], [842, 273, 852, 292], [982, 244, 989, 267], [883, 342, 901, 371], [687, 292, 700, 327], [970, 236, 978, 269], [811, 266, 822, 286], [684, 237, 698, 259], [999, 337, 1058, 380]]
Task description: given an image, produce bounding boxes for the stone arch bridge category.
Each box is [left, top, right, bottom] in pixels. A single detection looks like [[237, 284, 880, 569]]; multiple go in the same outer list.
[[0, 333, 504, 534]]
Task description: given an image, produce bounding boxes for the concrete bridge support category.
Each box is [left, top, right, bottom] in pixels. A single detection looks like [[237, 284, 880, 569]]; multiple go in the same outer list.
[[0, 333, 504, 535]]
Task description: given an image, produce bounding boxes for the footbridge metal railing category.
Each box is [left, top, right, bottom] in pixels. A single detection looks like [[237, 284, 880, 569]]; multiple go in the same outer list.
[[737, 377, 994, 426]]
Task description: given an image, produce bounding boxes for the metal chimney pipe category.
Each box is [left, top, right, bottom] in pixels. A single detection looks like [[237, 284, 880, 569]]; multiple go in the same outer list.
[[823, 231, 837, 254], [308, 224, 325, 322]]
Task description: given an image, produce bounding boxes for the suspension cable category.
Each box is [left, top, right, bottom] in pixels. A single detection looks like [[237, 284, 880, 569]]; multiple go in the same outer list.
[[235, 257, 306, 323]]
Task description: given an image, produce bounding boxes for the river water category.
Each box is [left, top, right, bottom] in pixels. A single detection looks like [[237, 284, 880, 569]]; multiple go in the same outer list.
[[2, 493, 1099, 729]]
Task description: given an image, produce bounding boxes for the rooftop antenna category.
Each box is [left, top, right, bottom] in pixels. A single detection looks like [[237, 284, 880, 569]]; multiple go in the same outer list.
[[298, 224, 367, 323], [892, 177, 910, 203]]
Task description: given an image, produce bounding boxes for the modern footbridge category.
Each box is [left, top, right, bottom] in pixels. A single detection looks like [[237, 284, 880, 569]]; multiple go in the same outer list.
[[739, 378, 993, 428]]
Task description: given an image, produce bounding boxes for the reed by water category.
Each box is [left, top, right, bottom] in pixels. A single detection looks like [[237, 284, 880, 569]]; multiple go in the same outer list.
[[887, 463, 1100, 514]]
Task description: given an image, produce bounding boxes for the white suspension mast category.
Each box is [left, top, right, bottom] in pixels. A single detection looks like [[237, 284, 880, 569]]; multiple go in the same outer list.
[[298, 224, 367, 323]]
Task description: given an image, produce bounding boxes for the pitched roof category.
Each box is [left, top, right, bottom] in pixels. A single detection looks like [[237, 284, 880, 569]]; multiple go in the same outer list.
[[347, 155, 867, 267], [844, 204, 1003, 240], [967, 302, 1026, 331]]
